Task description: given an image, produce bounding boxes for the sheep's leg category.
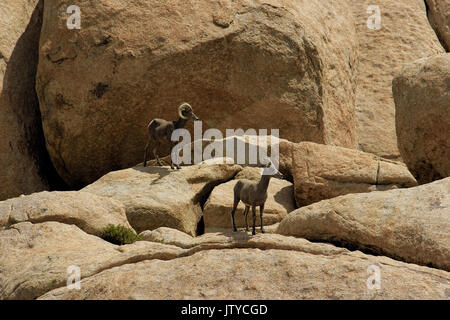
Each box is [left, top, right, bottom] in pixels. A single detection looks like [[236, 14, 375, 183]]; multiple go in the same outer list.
[[175, 151, 181, 169], [154, 149, 162, 166], [153, 141, 162, 166], [169, 142, 182, 170], [252, 205, 256, 235], [243, 205, 250, 231], [170, 150, 175, 170], [230, 198, 239, 232], [144, 141, 150, 167], [259, 204, 265, 234]]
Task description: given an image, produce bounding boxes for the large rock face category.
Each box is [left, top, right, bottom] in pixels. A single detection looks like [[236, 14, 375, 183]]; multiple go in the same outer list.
[[203, 167, 295, 232], [291, 142, 417, 207], [278, 178, 450, 271], [83, 163, 241, 235], [0, 221, 183, 300], [39, 232, 450, 300], [393, 53, 450, 184], [0, 191, 132, 236], [426, 0, 450, 51], [350, 0, 445, 160], [0, 0, 54, 200], [36, 0, 359, 188]]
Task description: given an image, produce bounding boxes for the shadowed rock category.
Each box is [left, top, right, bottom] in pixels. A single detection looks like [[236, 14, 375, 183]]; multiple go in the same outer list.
[[393, 53, 450, 184]]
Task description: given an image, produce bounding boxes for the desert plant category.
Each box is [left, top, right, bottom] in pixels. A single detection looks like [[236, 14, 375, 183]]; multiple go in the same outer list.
[[100, 224, 142, 245]]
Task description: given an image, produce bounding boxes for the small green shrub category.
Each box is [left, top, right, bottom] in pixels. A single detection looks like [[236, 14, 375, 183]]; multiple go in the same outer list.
[[100, 224, 142, 245]]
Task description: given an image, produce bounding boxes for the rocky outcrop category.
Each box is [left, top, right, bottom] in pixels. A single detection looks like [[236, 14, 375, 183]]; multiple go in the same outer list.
[[0, 0, 58, 200], [291, 142, 417, 207], [1, 0, 448, 301], [139, 227, 197, 249], [203, 167, 295, 232], [2, 221, 448, 300], [350, 0, 445, 160], [39, 232, 450, 300], [0, 191, 132, 236], [139, 228, 349, 253], [83, 163, 241, 235], [156, 135, 296, 181], [0, 221, 183, 300], [148, 140, 418, 209], [393, 53, 450, 184], [426, 0, 450, 51], [278, 178, 450, 271], [36, 0, 359, 188]]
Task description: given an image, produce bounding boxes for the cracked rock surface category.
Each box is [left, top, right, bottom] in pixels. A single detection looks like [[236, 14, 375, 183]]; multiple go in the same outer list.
[[0, 221, 182, 300], [393, 53, 450, 184], [278, 177, 450, 271], [290, 142, 418, 207], [36, 228, 450, 300], [348, 0, 445, 160], [82, 163, 242, 235], [0, 191, 132, 236]]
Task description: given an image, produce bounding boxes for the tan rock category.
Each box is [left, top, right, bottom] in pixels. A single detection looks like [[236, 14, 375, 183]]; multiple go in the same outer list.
[[1, 224, 444, 300], [140, 228, 347, 254], [0, 191, 132, 236], [139, 227, 196, 249], [350, 0, 445, 160], [36, 0, 359, 188], [292, 142, 417, 207], [0, 0, 53, 200], [278, 178, 450, 271], [0, 221, 183, 299], [83, 163, 241, 235], [234, 167, 265, 181], [39, 233, 450, 300], [155, 135, 296, 181], [139, 226, 284, 250], [393, 53, 450, 184], [203, 171, 295, 232], [426, 0, 450, 51]]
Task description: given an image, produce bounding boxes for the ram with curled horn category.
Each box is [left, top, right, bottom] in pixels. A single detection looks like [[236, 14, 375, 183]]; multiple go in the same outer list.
[[143, 103, 199, 169]]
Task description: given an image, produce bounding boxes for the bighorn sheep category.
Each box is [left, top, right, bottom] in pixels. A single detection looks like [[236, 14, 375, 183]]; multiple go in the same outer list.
[[231, 162, 283, 235], [143, 103, 199, 169]]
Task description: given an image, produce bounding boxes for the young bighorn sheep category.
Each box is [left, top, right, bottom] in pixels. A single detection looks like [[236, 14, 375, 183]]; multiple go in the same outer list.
[[231, 162, 283, 235], [143, 103, 199, 169]]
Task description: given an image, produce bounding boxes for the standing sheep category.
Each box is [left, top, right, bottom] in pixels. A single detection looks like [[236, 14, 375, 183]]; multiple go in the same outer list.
[[143, 103, 199, 169], [231, 162, 283, 235]]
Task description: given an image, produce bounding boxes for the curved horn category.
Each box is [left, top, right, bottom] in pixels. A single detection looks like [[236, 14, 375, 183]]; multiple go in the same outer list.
[[178, 103, 192, 120]]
